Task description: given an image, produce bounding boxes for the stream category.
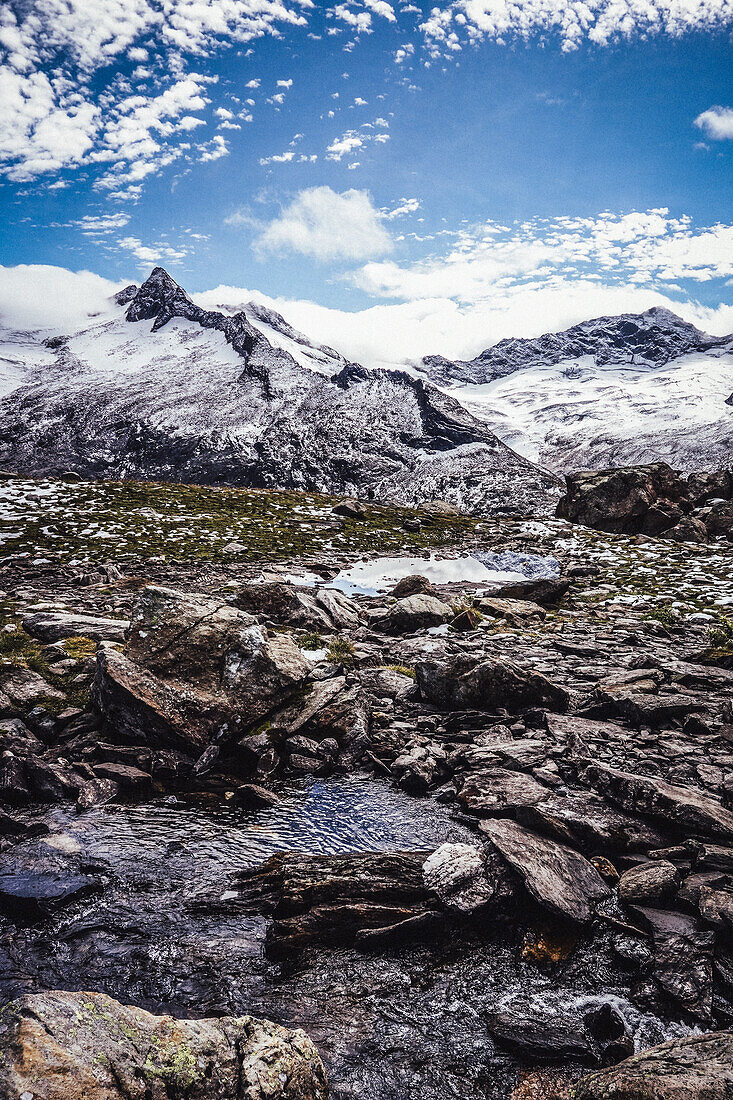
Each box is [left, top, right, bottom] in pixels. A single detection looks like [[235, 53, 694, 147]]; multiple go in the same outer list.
[[0, 777, 689, 1099]]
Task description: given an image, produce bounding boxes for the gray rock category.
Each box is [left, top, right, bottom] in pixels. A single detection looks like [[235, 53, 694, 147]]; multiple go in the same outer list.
[[415, 654, 569, 713], [618, 860, 680, 905], [373, 594, 453, 635], [22, 611, 128, 642], [422, 842, 495, 913]]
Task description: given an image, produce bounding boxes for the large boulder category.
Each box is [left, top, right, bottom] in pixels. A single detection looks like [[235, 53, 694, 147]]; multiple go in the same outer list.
[[415, 654, 569, 713], [556, 463, 689, 535], [233, 581, 361, 632], [93, 586, 309, 755], [575, 1030, 733, 1100], [0, 989, 328, 1100], [372, 594, 453, 635]]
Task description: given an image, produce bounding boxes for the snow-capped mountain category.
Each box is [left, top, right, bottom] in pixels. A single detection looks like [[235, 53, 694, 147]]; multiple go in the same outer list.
[[0, 268, 560, 515], [418, 308, 733, 473]]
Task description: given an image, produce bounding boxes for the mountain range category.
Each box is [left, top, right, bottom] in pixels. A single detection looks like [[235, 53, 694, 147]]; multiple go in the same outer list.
[[0, 268, 560, 516], [418, 307, 733, 474]]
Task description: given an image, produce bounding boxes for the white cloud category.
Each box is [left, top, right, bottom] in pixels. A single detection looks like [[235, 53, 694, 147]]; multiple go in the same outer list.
[[326, 119, 390, 160], [350, 210, 733, 305], [0, 263, 123, 330], [694, 106, 733, 141], [384, 196, 420, 219], [254, 185, 394, 261], [420, 0, 733, 54], [117, 236, 189, 264]]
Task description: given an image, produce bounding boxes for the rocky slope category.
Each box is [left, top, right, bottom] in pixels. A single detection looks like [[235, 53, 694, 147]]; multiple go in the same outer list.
[[2, 475, 733, 1098], [418, 308, 733, 473], [0, 268, 559, 516]]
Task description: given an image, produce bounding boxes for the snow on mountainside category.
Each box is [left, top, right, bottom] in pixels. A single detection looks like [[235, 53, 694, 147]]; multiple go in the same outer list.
[[418, 308, 733, 474], [0, 268, 560, 516]]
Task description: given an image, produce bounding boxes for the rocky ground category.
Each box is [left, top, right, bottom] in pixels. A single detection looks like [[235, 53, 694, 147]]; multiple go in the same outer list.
[[1, 473, 733, 1099]]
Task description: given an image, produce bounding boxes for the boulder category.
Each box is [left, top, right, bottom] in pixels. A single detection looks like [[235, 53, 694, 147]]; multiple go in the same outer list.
[[93, 585, 309, 755], [0, 989, 328, 1100], [0, 665, 63, 706], [22, 611, 128, 642], [234, 581, 361, 632], [575, 1029, 733, 1100], [422, 843, 496, 914], [391, 574, 439, 599], [480, 819, 610, 925], [631, 906, 713, 1020], [477, 597, 546, 626], [458, 768, 549, 816], [415, 655, 569, 713], [492, 577, 571, 607], [372, 594, 453, 635], [582, 763, 733, 841], [518, 792, 668, 855], [556, 462, 688, 535]]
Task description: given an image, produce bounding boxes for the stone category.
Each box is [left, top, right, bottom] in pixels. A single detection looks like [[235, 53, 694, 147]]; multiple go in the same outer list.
[[372, 594, 453, 635], [575, 1030, 733, 1100], [486, 993, 606, 1062], [459, 768, 549, 816], [582, 763, 733, 841], [556, 462, 689, 536], [422, 843, 495, 913], [631, 906, 713, 1020], [0, 989, 328, 1100], [93, 761, 152, 794], [618, 860, 680, 905], [391, 574, 438, 598], [234, 581, 361, 632], [0, 865, 100, 919], [76, 777, 119, 813], [477, 596, 546, 626], [93, 585, 308, 755], [21, 611, 128, 642], [234, 783, 281, 810], [392, 740, 449, 794], [480, 819, 610, 925], [518, 792, 667, 855], [0, 666, 64, 706], [493, 577, 571, 607], [415, 655, 569, 713]]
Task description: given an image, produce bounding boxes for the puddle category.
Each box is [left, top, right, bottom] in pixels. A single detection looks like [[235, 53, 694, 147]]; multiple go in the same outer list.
[[281, 550, 560, 597]]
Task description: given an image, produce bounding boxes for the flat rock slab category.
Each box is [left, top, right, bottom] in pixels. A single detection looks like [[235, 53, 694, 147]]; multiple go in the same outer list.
[[458, 768, 549, 816], [575, 1030, 733, 1100], [22, 611, 129, 642], [0, 868, 100, 919], [582, 763, 733, 841], [480, 819, 610, 925]]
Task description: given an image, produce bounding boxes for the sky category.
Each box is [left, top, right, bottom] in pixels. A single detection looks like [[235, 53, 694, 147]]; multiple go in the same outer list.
[[1, 0, 733, 366]]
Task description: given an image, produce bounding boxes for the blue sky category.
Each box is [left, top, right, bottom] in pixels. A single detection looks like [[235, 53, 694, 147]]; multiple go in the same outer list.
[[1, 0, 733, 363]]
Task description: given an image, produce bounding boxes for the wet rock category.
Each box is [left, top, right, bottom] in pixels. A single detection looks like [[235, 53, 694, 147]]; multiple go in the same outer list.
[[26, 756, 85, 801], [76, 776, 119, 813], [238, 850, 434, 953], [618, 861, 680, 905], [0, 989, 328, 1100], [422, 842, 496, 914], [575, 1029, 733, 1100], [415, 654, 569, 713], [372, 594, 453, 635], [0, 841, 102, 919], [459, 768, 549, 816], [582, 763, 733, 841], [0, 751, 31, 805], [21, 610, 128, 642], [631, 906, 714, 1020], [234, 782, 281, 809], [93, 761, 153, 794], [698, 884, 733, 930], [486, 993, 630, 1064], [93, 585, 309, 755], [480, 819, 610, 925]]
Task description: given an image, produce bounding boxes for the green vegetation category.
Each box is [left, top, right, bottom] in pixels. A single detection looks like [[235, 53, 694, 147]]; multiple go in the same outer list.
[[707, 616, 733, 650], [0, 601, 95, 715], [298, 631, 324, 651], [0, 476, 479, 566], [645, 605, 678, 629], [326, 638, 356, 667], [384, 663, 416, 679]]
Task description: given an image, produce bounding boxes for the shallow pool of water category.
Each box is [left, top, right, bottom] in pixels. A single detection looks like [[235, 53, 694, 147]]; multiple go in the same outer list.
[[29, 776, 474, 891]]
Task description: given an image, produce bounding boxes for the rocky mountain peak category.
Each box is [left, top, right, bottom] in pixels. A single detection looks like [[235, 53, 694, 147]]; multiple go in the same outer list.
[[125, 267, 197, 330], [420, 307, 732, 388]]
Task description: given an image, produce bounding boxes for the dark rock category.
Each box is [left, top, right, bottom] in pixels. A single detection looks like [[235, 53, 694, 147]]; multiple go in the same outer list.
[[582, 763, 733, 840], [391, 574, 438, 598], [556, 462, 689, 536], [459, 768, 549, 816], [415, 654, 569, 713], [21, 611, 128, 642], [631, 906, 714, 1020], [233, 783, 281, 810], [76, 777, 118, 813], [92, 762, 152, 794], [518, 792, 668, 855]]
